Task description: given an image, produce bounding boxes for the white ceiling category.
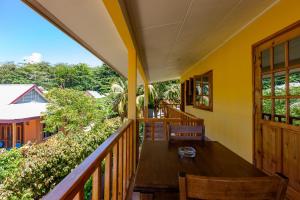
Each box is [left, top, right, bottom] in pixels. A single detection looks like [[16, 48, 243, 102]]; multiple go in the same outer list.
[[23, 0, 143, 83], [24, 0, 278, 83], [125, 0, 278, 82]]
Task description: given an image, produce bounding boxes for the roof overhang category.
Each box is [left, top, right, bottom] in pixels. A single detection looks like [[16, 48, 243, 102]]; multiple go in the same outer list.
[[22, 0, 143, 84], [0, 117, 41, 124], [0, 103, 47, 123], [22, 0, 278, 83]]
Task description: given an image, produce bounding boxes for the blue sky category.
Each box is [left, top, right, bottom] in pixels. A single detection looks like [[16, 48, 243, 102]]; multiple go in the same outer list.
[[0, 0, 103, 66]]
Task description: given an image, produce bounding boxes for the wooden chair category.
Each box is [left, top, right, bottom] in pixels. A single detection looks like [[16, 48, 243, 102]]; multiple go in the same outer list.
[[168, 124, 205, 141], [178, 172, 288, 200]]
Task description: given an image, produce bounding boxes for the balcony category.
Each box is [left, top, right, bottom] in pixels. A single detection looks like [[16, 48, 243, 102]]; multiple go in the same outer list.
[[41, 104, 197, 199], [19, 0, 300, 199], [42, 103, 266, 200]]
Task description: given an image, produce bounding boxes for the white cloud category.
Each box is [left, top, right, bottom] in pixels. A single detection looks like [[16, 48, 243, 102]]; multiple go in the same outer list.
[[23, 52, 43, 64]]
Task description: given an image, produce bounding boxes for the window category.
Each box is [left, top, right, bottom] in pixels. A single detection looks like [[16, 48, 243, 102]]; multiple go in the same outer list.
[[261, 36, 300, 126], [15, 89, 47, 104], [193, 70, 213, 111]]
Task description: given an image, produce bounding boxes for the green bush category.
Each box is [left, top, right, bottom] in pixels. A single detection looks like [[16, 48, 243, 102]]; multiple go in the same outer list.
[[0, 117, 121, 200], [0, 149, 23, 182]]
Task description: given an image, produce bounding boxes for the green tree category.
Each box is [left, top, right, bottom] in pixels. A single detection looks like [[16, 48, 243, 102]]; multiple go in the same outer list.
[[96, 95, 118, 119], [111, 78, 128, 121], [43, 88, 104, 134], [0, 62, 20, 83], [152, 79, 180, 104], [72, 63, 94, 91], [163, 83, 180, 103], [53, 63, 75, 88], [93, 64, 122, 94], [136, 85, 157, 113], [111, 78, 180, 119], [0, 62, 123, 94]]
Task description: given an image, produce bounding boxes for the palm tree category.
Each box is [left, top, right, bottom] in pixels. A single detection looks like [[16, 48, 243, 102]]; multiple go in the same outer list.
[[111, 78, 180, 119], [111, 78, 128, 121], [163, 84, 180, 103], [136, 85, 157, 117]]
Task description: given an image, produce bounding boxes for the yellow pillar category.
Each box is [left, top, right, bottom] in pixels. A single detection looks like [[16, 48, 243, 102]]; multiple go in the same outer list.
[[128, 48, 137, 119], [103, 0, 147, 170], [12, 122, 17, 147], [128, 47, 137, 170]]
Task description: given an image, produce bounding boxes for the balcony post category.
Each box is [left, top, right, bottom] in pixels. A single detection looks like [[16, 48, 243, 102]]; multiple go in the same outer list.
[[103, 0, 148, 174], [128, 48, 137, 120], [128, 48, 137, 171], [12, 122, 17, 147]]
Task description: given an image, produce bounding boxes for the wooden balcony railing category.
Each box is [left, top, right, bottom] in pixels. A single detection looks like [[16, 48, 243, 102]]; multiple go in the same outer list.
[[138, 101, 204, 142], [42, 102, 203, 200], [43, 120, 137, 200], [160, 102, 197, 121], [156, 102, 180, 117], [137, 118, 204, 142]]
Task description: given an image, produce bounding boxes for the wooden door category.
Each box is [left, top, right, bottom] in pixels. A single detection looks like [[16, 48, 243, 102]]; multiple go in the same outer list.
[[16, 123, 24, 145], [6, 125, 12, 148], [253, 21, 300, 199]]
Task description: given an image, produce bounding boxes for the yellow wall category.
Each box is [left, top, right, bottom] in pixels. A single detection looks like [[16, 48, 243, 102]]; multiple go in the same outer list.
[[181, 0, 300, 162]]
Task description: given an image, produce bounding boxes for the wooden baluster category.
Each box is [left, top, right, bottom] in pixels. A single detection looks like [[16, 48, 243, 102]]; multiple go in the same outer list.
[[74, 186, 84, 200], [132, 120, 136, 171], [163, 119, 167, 141], [123, 131, 127, 198], [112, 144, 118, 200], [129, 123, 133, 178], [92, 166, 101, 200], [136, 120, 140, 167], [131, 121, 134, 174], [118, 137, 123, 200], [151, 122, 155, 142], [126, 127, 130, 187], [104, 153, 112, 200], [143, 121, 146, 140]]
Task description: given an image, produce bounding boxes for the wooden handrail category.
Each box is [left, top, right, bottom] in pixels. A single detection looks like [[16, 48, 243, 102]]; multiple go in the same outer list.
[[137, 117, 204, 142], [137, 118, 203, 123], [160, 102, 198, 120], [43, 119, 136, 200]]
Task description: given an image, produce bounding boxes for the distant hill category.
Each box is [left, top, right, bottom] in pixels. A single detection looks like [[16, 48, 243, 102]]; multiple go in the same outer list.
[[0, 62, 122, 94]]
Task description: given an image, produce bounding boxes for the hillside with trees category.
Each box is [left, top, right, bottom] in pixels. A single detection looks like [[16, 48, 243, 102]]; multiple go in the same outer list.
[[0, 62, 121, 94]]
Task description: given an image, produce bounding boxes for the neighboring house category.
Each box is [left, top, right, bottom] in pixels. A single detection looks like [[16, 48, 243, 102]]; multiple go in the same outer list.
[[0, 84, 48, 148], [85, 90, 106, 99]]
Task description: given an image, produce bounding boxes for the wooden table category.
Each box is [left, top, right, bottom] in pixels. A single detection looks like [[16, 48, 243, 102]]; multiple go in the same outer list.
[[134, 140, 265, 199]]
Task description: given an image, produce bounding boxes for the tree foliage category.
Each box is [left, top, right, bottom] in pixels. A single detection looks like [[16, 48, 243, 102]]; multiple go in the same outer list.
[[0, 83, 122, 200], [0, 117, 121, 200], [43, 88, 104, 134], [0, 62, 121, 94], [111, 79, 180, 118], [262, 71, 300, 125], [110, 78, 128, 121]]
